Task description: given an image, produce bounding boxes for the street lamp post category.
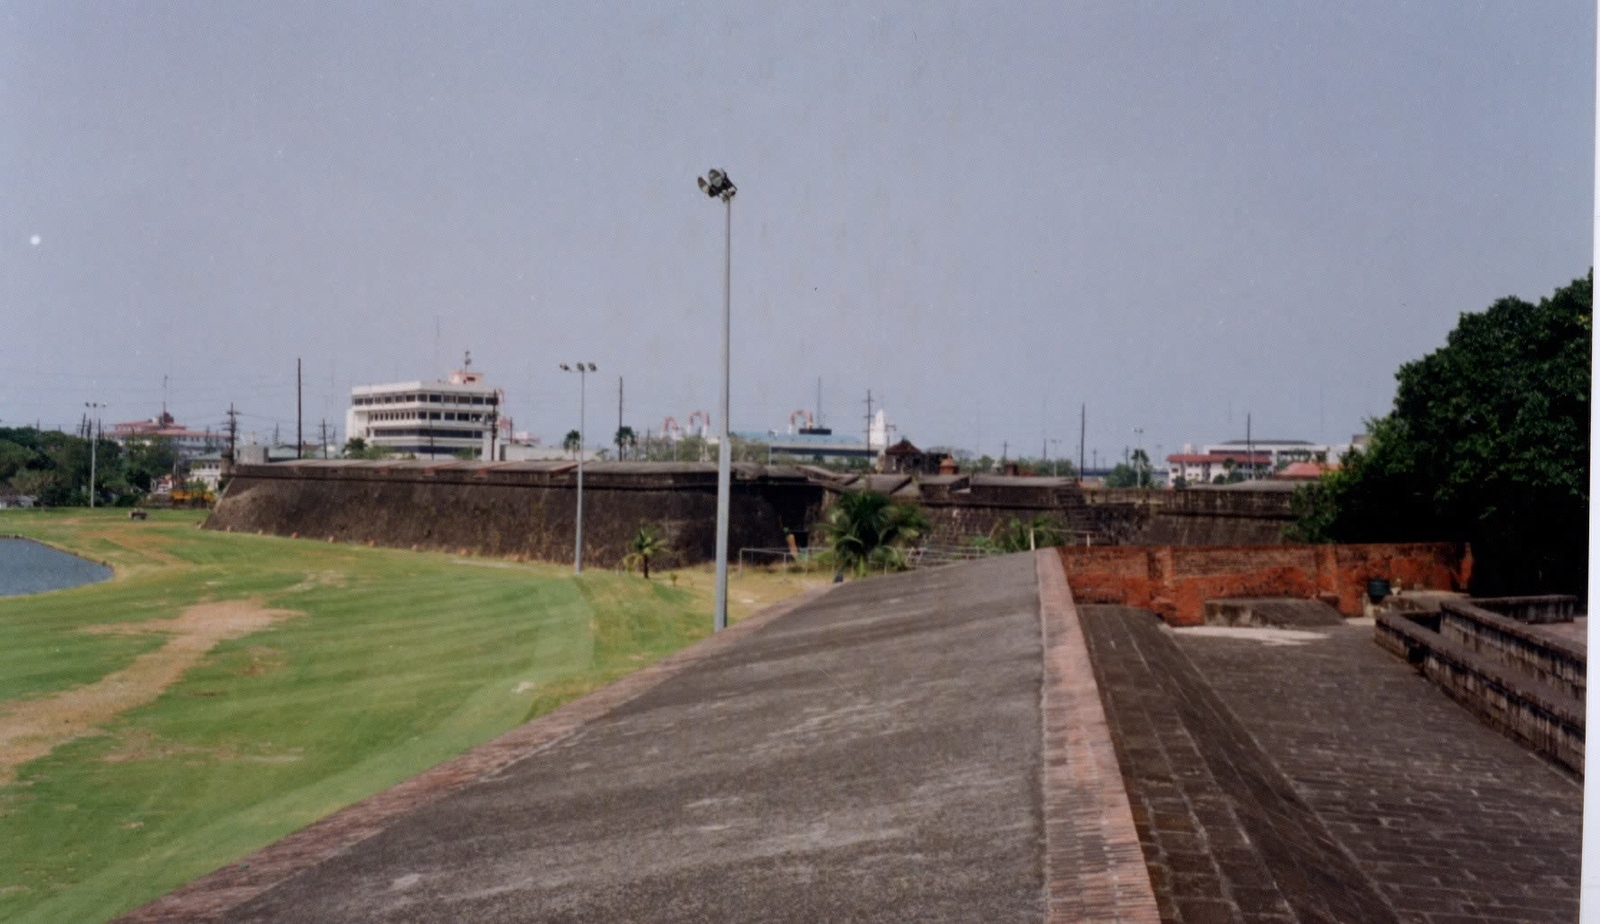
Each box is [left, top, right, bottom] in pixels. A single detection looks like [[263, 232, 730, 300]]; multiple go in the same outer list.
[[85, 402, 104, 508], [560, 363, 597, 574], [1133, 427, 1146, 488], [698, 168, 736, 632]]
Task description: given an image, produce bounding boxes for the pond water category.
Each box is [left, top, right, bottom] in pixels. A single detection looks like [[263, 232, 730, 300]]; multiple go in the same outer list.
[[0, 537, 113, 597]]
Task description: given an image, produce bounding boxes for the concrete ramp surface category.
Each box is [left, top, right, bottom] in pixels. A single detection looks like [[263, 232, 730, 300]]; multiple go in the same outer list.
[[116, 551, 1580, 923], [122, 554, 1085, 923]]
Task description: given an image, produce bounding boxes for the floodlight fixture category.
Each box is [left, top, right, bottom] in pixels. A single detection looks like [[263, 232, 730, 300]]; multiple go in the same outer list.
[[698, 168, 736, 202]]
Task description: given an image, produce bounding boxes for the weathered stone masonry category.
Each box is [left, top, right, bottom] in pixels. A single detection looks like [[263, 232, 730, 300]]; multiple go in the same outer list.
[[207, 460, 823, 570]]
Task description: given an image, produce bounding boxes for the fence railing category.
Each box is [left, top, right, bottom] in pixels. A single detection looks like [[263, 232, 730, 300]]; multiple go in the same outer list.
[[736, 543, 1004, 575]]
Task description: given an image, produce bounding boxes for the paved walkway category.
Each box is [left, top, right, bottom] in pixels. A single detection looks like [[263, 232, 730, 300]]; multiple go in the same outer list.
[[115, 555, 1583, 923], [123, 553, 1145, 923], [1179, 621, 1582, 923]]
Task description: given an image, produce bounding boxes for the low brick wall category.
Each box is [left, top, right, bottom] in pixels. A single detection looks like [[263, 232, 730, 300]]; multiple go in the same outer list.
[[1058, 542, 1468, 627], [1376, 611, 1584, 776], [1438, 600, 1585, 700]]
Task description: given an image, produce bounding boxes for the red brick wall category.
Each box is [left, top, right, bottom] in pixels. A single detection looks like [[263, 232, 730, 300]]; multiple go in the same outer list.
[[1058, 542, 1468, 626]]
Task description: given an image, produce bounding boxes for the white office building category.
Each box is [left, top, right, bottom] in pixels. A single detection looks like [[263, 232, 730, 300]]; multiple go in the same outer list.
[[346, 368, 503, 460]]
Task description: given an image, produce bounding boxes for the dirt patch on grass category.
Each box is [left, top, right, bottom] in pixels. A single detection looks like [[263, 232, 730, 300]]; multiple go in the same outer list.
[[0, 599, 301, 783]]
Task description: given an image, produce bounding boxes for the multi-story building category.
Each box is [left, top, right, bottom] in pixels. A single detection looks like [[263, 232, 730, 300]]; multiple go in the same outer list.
[[345, 368, 502, 460], [1167, 437, 1362, 486], [1165, 450, 1274, 486], [110, 412, 221, 461]]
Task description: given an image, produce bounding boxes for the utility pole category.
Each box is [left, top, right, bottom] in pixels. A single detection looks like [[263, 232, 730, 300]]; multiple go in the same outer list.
[[319, 420, 329, 459], [1247, 412, 1253, 480], [617, 377, 624, 460], [1079, 404, 1087, 485], [296, 358, 303, 460], [863, 390, 874, 451], [84, 402, 104, 507]]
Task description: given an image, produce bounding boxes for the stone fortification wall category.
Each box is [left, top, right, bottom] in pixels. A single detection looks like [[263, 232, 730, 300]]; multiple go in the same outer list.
[[207, 460, 823, 569], [902, 476, 1094, 544], [1058, 542, 1469, 627], [1079, 487, 1296, 545], [209, 463, 1325, 569]]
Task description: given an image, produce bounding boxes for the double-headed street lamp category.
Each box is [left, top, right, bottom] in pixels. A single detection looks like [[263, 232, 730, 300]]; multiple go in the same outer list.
[[560, 362, 597, 574], [698, 168, 736, 632]]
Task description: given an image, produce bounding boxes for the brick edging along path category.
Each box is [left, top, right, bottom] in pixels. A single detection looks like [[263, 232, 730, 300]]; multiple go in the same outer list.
[[112, 584, 834, 924], [1034, 549, 1161, 923]]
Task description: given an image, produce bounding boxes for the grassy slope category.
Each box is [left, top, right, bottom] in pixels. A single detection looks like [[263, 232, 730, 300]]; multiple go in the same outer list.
[[0, 509, 806, 923]]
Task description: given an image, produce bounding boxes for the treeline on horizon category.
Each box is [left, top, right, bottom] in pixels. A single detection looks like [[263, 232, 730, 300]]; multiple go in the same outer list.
[[0, 427, 180, 507]]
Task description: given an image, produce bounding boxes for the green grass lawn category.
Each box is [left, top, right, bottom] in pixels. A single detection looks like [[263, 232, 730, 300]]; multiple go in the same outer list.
[[0, 508, 780, 923]]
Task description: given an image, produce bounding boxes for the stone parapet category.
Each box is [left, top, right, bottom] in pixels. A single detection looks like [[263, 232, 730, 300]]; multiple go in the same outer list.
[[1376, 609, 1584, 776]]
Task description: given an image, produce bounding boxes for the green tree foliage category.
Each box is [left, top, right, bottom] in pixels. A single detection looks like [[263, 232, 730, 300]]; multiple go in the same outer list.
[[123, 436, 179, 491], [1105, 450, 1153, 488], [0, 426, 126, 505], [621, 523, 670, 578], [342, 437, 391, 460], [1289, 273, 1591, 594], [813, 490, 931, 577], [1104, 463, 1141, 488], [614, 426, 637, 460], [563, 430, 582, 456]]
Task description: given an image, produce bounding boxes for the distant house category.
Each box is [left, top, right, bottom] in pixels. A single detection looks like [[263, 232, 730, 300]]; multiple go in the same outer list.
[[189, 453, 224, 491], [1273, 461, 1339, 482], [882, 439, 942, 475], [1165, 451, 1273, 485]]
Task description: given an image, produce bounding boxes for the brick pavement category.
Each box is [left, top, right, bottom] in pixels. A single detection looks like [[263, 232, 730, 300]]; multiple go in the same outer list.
[[1179, 623, 1582, 923], [1080, 606, 1399, 924]]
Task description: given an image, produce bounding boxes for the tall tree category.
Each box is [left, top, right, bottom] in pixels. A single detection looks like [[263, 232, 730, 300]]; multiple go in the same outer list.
[[1291, 273, 1591, 594], [614, 426, 637, 461]]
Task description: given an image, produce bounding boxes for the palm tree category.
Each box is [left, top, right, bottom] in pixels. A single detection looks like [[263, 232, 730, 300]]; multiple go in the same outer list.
[[615, 425, 637, 461], [563, 429, 581, 458], [814, 490, 931, 578], [622, 523, 669, 579]]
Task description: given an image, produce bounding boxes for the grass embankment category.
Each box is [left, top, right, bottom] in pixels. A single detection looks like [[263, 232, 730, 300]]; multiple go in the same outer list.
[[0, 509, 820, 923]]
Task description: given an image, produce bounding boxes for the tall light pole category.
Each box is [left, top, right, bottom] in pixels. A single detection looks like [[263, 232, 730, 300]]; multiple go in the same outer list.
[[1132, 427, 1146, 488], [560, 362, 597, 574], [85, 402, 104, 508], [698, 167, 736, 632]]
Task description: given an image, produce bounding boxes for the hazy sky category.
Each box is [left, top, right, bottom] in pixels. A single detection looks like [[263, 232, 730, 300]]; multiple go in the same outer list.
[[3, 2, 1592, 464]]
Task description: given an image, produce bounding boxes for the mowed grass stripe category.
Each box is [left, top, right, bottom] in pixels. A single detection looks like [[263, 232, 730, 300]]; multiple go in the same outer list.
[[0, 509, 777, 924]]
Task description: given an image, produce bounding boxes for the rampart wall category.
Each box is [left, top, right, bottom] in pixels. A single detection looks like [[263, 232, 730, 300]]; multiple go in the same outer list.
[[1080, 487, 1296, 545], [210, 462, 1340, 571], [1058, 542, 1469, 627], [207, 460, 822, 569]]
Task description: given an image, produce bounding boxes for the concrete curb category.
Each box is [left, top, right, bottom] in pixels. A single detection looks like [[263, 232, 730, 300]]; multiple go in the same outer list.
[[112, 583, 834, 923], [1035, 549, 1161, 923]]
